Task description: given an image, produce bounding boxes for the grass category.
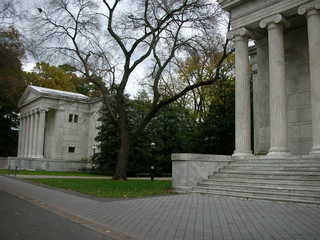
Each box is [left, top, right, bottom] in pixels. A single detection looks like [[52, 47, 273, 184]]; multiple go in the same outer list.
[[26, 178, 173, 198], [0, 169, 105, 177]]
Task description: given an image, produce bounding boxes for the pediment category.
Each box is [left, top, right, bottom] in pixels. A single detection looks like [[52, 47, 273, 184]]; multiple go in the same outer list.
[[18, 86, 41, 107]]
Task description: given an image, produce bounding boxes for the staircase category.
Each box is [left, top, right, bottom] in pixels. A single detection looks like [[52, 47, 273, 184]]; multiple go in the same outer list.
[[192, 157, 320, 204]]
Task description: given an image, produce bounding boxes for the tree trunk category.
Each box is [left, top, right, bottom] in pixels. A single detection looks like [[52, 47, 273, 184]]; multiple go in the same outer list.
[[113, 104, 130, 180]]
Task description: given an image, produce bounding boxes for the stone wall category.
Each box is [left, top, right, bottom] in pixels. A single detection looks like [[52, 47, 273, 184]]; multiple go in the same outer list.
[[286, 25, 311, 155], [0, 157, 8, 169], [253, 24, 312, 155], [7, 157, 91, 171], [171, 154, 232, 192]]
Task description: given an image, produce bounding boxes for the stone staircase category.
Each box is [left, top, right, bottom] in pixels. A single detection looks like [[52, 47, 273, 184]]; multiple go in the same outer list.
[[192, 157, 320, 204]]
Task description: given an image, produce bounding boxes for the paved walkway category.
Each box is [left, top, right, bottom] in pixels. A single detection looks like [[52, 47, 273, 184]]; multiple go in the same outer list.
[[1, 176, 320, 240], [12, 175, 171, 180], [0, 190, 111, 240]]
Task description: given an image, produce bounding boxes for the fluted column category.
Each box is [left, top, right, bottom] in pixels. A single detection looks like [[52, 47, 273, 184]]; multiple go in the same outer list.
[[37, 109, 46, 158], [31, 110, 38, 158], [24, 113, 30, 158], [28, 112, 34, 158], [260, 14, 291, 157], [228, 28, 253, 158], [17, 116, 23, 157], [33, 110, 40, 158], [298, 1, 320, 154], [21, 114, 27, 157]]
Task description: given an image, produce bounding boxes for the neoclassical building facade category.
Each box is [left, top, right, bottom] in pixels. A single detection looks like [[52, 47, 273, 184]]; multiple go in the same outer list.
[[171, 0, 320, 193], [222, 0, 320, 157], [10, 85, 102, 170]]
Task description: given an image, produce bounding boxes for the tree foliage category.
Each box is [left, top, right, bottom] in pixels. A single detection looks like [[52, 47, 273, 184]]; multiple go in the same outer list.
[[192, 74, 235, 155], [24, 62, 99, 96], [0, 27, 25, 156], [31, 0, 231, 179], [95, 96, 194, 176]]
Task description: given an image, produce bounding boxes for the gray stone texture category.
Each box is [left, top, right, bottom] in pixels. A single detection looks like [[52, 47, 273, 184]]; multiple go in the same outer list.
[[219, 0, 320, 156], [2, 176, 320, 240], [10, 86, 102, 171], [171, 154, 231, 192]]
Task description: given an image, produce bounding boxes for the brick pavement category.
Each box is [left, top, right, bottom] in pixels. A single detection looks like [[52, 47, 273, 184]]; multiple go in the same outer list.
[[1, 176, 320, 240]]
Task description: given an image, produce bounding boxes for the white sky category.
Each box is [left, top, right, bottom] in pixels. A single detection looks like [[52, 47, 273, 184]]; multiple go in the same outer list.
[[13, 0, 226, 97]]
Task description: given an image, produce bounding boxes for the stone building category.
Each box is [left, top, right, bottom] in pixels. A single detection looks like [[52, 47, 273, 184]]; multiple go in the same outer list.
[[172, 0, 320, 203], [225, 0, 320, 157], [10, 85, 102, 171]]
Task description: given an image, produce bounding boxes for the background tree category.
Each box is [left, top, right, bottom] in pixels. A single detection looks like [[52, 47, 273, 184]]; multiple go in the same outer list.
[[95, 93, 195, 176], [192, 73, 235, 155], [24, 62, 100, 96], [0, 27, 26, 156], [31, 0, 230, 179]]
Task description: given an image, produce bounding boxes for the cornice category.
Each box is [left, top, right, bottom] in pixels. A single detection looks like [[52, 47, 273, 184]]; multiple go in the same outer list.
[[231, 0, 311, 29], [298, 0, 320, 15], [218, 0, 250, 11]]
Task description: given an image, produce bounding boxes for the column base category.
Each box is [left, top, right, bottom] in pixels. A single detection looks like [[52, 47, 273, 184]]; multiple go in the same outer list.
[[232, 151, 253, 159], [267, 147, 292, 158], [309, 146, 320, 156]]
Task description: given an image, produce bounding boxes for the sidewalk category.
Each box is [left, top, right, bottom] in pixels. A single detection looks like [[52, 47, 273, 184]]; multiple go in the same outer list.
[[10, 175, 171, 180], [1, 176, 320, 240]]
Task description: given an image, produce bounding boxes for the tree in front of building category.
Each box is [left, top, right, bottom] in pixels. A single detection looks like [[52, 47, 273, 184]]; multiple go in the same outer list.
[[94, 94, 195, 176]]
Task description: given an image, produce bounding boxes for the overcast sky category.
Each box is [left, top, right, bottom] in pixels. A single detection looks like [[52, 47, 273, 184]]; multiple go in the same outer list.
[[10, 0, 225, 97]]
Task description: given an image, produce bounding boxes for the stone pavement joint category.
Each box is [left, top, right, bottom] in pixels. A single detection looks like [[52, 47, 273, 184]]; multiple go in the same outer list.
[[1, 176, 320, 240]]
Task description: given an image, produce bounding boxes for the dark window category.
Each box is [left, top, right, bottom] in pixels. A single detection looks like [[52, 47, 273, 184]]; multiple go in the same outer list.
[[74, 114, 78, 123], [68, 114, 73, 122], [68, 146, 75, 153]]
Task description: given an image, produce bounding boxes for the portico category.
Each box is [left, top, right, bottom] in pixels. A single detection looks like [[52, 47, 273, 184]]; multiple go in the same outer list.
[[18, 108, 46, 159], [223, 0, 320, 158], [11, 85, 102, 171], [171, 0, 320, 199]]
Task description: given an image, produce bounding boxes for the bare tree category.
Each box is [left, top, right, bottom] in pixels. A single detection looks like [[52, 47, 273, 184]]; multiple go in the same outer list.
[[31, 0, 231, 180]]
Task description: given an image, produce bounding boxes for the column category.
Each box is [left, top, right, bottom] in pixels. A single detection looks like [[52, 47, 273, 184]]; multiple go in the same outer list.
[[21, 114, 26, 158], [33, 110, 40, 158], [260, 14, 291, 157], [25, 113, 30, 158], [298, 2, 320, 154], [17, 116, 23, 157], [228, 28, 253, 158], [28, 112, 34, 158], [37, 109, 46, 158], [31, 110, 38, 158]]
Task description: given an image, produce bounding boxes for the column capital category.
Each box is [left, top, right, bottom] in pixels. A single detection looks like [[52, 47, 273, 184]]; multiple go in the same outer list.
[[227, 27, 251, 41], [298, 1, 320, 16], [259, 14, 289, 29], [39, 108, 48, 113]]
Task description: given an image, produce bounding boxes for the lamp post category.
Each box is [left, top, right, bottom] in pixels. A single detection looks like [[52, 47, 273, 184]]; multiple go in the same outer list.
[[150, 142, 156, 181]]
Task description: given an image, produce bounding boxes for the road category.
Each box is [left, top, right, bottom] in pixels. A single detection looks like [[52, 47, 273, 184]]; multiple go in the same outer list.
[[0, 190, 112, 240]]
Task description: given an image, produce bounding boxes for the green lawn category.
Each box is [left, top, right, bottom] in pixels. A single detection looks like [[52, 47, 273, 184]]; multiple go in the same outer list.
[[27, 178, 173, 198], [0, 169, 105, 177]]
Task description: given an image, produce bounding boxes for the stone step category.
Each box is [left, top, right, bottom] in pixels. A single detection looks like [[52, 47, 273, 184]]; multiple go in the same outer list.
[[192, 189, 320, 205], [220, 169, 320, 176], [227, 166, 320, 171], [193, 186, 320, 200], [212, 173, 320, 180], [229, 163, 320, 168], [231, 159, 320, 164], [203, 178, 320, 187], [193, 186, 320, 201], [197, 182, 320, 193]]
